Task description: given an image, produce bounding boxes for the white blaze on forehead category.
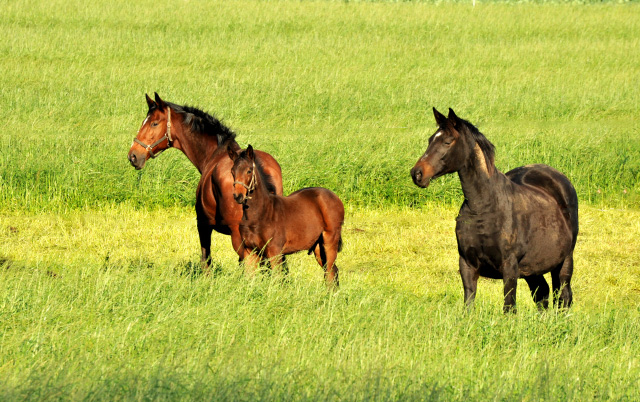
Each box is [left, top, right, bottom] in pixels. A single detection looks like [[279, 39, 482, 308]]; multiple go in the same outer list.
[[420, 131, 443, 161], [137, 116, 150, 135]]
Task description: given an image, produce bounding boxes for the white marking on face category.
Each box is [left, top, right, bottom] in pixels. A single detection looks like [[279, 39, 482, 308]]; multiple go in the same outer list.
[[137, 116, 150, 135], [421, 131, 443, 161]]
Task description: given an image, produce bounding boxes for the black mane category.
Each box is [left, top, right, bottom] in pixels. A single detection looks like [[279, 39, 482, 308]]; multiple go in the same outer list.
[[238, 150, 277, 195], [458, 117, 496, 172], [168, 102, 236, 145]]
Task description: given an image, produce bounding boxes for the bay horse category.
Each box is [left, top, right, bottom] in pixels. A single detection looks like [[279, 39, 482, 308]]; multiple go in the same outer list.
[[411, 108, 578, 312], [128, 93, 283, 272], [228, 145, 344, 287]]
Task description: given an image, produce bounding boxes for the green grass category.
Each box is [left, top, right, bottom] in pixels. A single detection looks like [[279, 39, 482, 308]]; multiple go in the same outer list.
[[1, 206, 639, 400], [1, 0, 639, 211], [1, 0, 640, 400]]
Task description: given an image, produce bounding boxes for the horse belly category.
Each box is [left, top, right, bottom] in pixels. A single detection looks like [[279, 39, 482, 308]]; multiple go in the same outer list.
[[517, 216, 572, 276], [282, 215, 324, 254]]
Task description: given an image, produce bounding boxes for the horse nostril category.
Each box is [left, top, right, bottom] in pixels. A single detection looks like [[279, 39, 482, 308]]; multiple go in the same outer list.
[[412, 168, 422, 181], [129, 154, 137, 163]]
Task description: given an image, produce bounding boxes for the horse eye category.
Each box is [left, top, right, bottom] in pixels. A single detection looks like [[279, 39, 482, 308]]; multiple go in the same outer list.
[[151, 122, 159, 127], [444, 141, 453, 146]]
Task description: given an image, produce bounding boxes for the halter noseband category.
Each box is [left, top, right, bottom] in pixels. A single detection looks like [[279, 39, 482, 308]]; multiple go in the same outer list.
[[133, 107, 173, 158], [233, 161, 256, 200]]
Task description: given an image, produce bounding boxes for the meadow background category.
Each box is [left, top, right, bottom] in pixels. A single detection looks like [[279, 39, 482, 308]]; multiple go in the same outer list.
[[1, 0, 639, 400]]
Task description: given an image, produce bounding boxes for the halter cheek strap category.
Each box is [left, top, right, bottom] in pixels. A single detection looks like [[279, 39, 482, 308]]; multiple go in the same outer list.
[[233, 161, 256, 200], [133, 108, 173, 158]]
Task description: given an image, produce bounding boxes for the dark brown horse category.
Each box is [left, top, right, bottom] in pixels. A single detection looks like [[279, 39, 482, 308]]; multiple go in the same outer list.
[[228, 145, 344, 287], [411, 108, 578, 312], [128, 93, 283, 271]]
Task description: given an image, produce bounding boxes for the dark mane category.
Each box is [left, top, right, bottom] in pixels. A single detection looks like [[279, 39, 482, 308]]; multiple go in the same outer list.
[[458, 117, 496, 173], [238, 150, 277, 195], [168, 102, 237, 145]]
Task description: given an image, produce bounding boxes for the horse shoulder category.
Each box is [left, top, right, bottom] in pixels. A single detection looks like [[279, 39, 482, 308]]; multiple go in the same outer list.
[[199, 153, 242, 227], [194, 164, 218, 222], [254, 150, 284, 195]]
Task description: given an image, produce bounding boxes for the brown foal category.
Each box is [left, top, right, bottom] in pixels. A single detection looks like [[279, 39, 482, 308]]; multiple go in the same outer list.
[[228, 145, 344, 287]]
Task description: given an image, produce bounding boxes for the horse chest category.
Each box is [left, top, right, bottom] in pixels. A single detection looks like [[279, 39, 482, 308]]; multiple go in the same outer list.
[[456, 212, 518, 270], [239, 222, 274, 250]]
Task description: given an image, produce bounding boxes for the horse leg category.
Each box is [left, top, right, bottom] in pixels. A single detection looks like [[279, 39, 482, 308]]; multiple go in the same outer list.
[[230, 226, 246, 263], [551, 254, 574, 308], [242, 250, 260, 276], [501, 255, 519, 313], [280, 255, 289, 276], [524, 275, 550, 310], [265, 244, 285, 274], [197, 222, 213, 275], [314, 234, 339, 289], [459, 257, 479, 308]]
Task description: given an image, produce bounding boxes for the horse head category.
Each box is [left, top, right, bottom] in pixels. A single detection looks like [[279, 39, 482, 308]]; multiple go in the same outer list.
[[228, 144, 256, 204], [410, 108, 472, 188], [128, 93, 174, 170]]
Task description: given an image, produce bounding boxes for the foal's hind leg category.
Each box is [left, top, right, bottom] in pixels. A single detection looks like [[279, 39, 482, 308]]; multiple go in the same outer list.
[[313, 234, 339, 288], [524, 275, 550, 310], [551, 254, 574, 308]]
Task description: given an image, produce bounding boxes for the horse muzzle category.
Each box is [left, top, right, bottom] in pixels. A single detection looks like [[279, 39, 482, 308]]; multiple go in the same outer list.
[[128, 151, 146, 170], [233, 193, 246, 204], [410, 165, 432, 188]]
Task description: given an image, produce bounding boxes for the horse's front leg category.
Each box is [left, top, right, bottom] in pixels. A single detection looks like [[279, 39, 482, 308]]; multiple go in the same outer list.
[[230, 225, 246, 263], [459, 257, 478, 308], [501, 255, 519, 313], [243, 252, 261, 276], [197, 221, 213, 275], [265, 245, 285, 273], [230, 225, 259, 275]]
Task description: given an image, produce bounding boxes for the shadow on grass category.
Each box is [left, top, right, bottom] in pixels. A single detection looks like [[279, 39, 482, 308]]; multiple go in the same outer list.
[[0, 256, 13, 270], [178, 259, 225, 279]]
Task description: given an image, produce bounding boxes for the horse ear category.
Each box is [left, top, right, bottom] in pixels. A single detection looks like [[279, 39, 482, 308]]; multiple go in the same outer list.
[[246, 145, 255, 160], [433, 107, 447, 127], [145, 93, 156, 110], [154, 92, 167, 110], [448, 108, 459, 127], [227, 144, 238, 161]]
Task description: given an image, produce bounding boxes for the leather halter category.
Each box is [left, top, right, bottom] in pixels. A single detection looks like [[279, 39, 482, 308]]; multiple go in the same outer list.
[[233, 161, 256, 200], [134, 108, 172, 158]]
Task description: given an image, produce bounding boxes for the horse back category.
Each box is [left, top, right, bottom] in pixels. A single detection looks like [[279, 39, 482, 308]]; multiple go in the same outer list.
[[506, 164, 579, 244], [266, 187, 343, 255], [281, 187, 344, 232], [285, 187, 344, 220]]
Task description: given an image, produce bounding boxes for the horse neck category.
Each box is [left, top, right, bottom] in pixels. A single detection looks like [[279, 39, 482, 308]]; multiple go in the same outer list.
[[172, 118, 223, 174], [457, 142, 509, 213], [242, 166, 275, 222]]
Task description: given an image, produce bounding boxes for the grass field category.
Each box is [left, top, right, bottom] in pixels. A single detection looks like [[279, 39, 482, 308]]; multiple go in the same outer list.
[[1, 0, 640, 400]]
